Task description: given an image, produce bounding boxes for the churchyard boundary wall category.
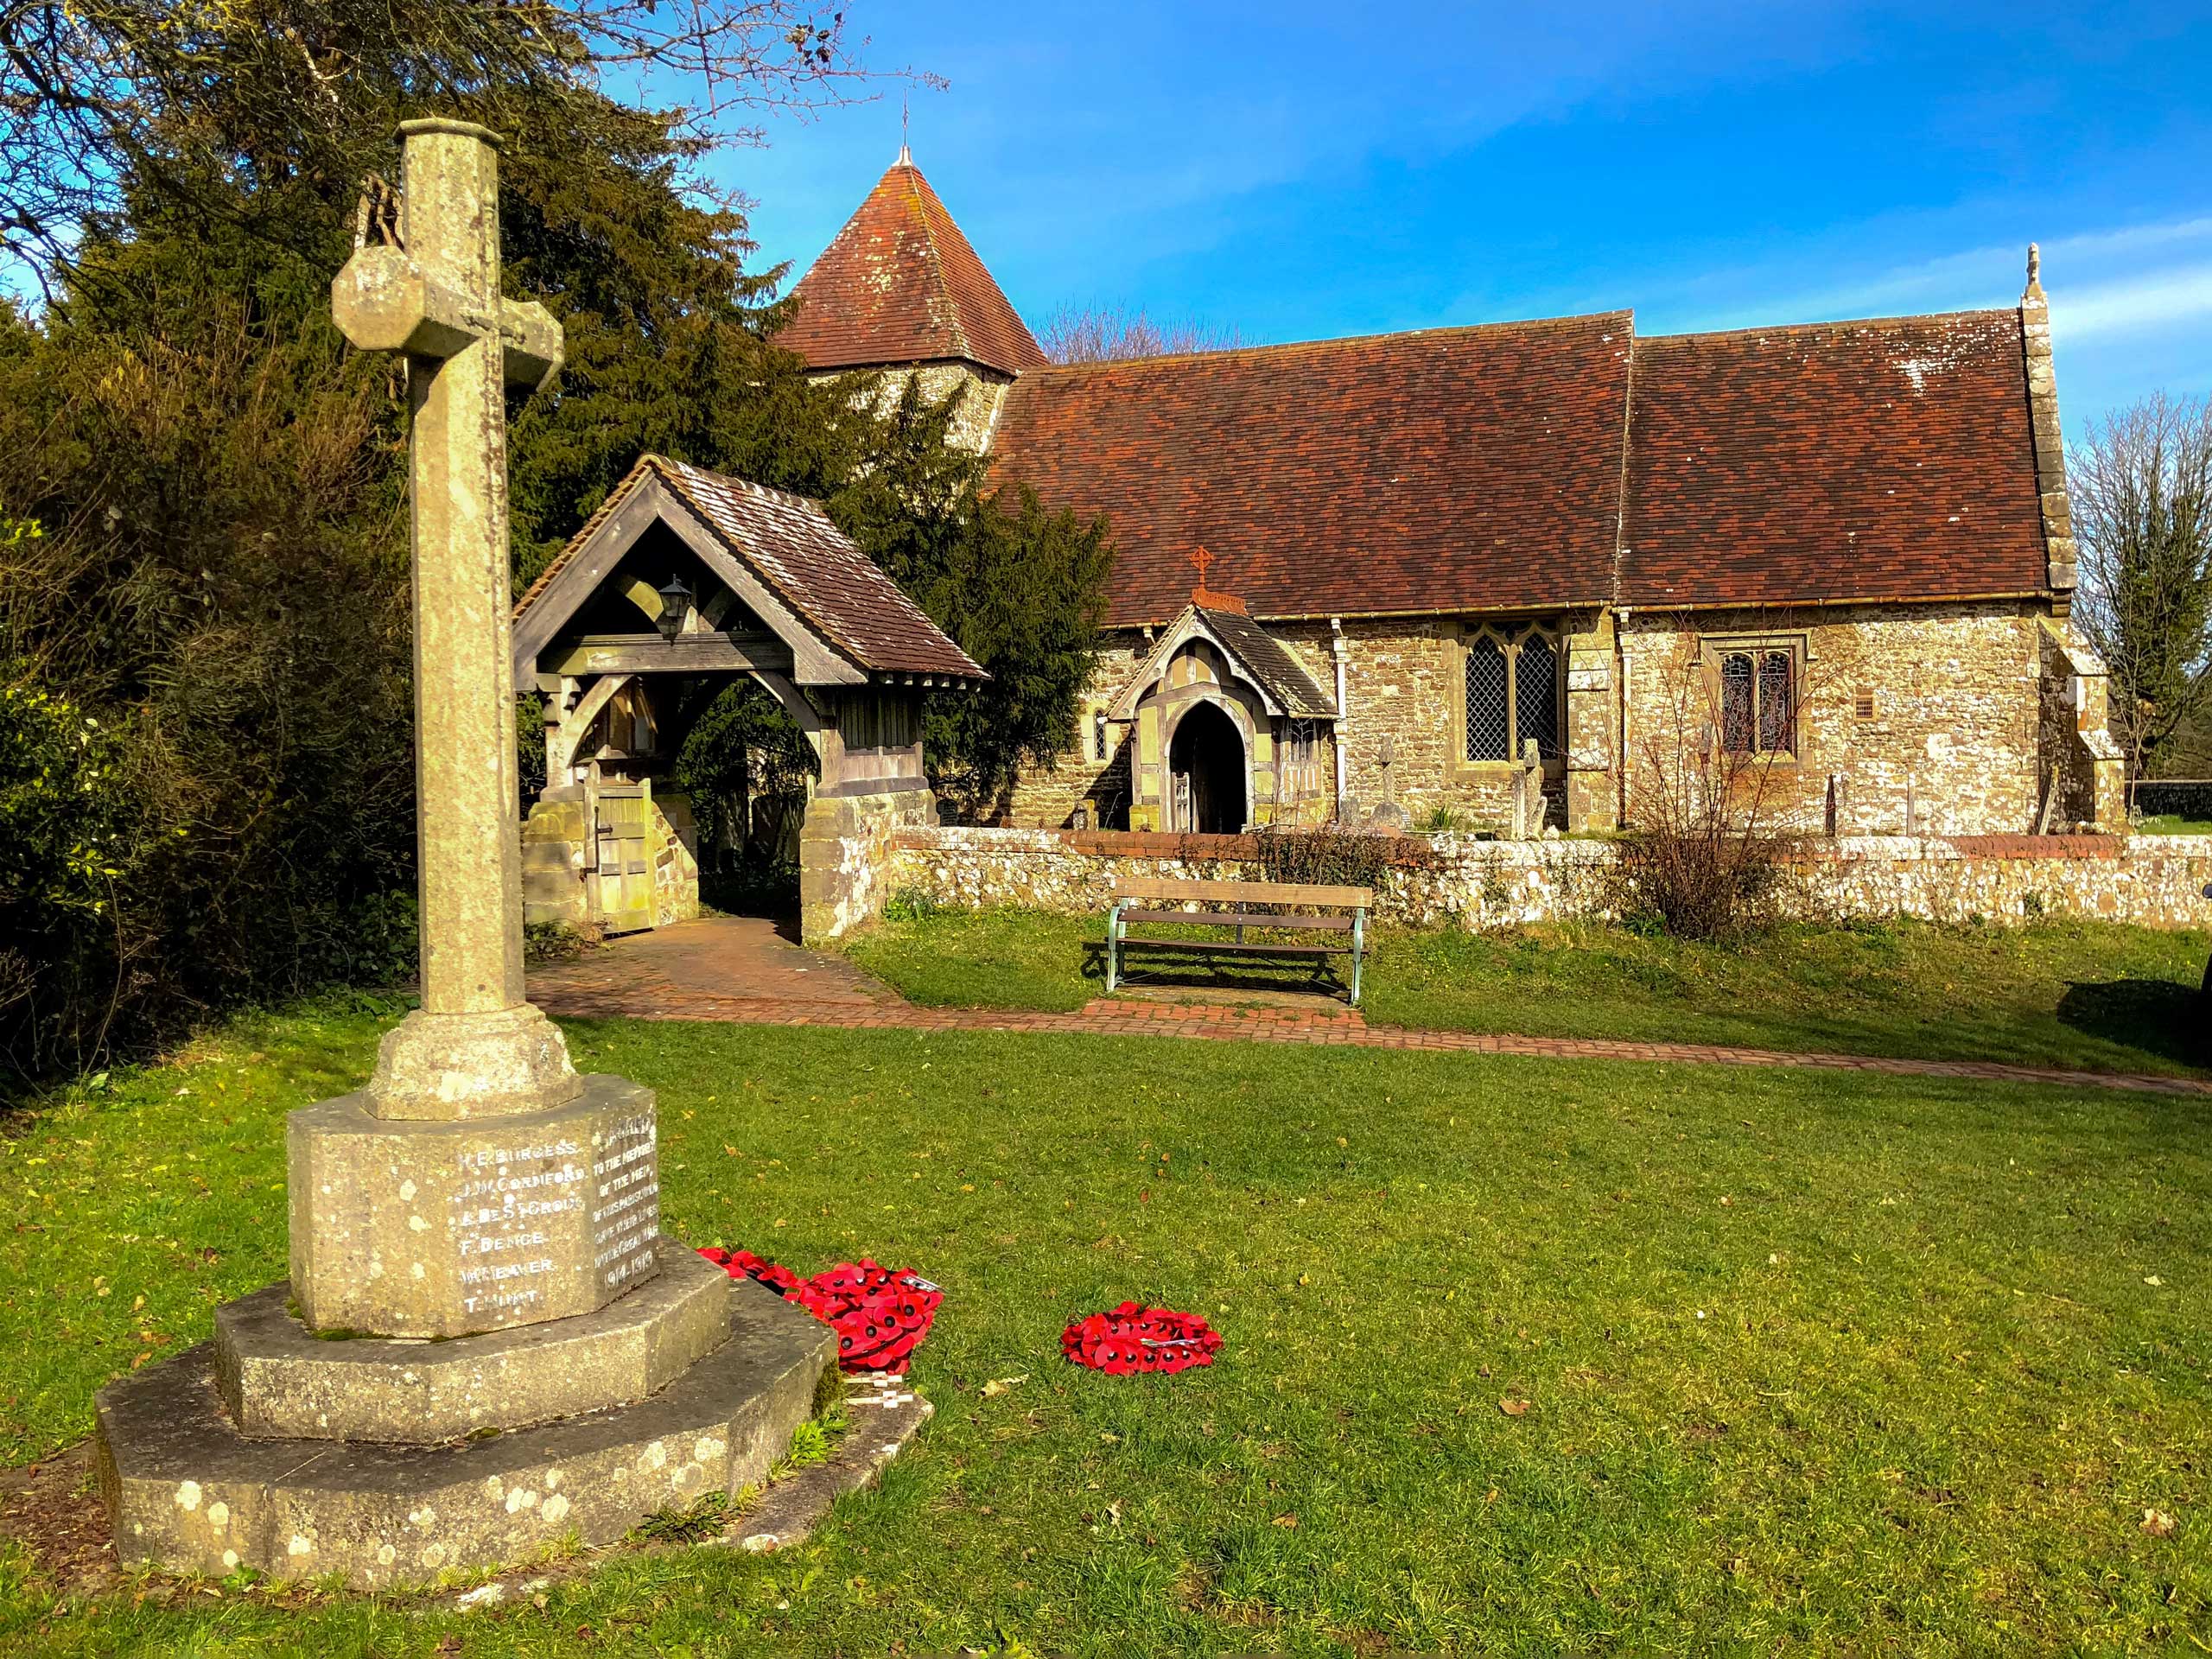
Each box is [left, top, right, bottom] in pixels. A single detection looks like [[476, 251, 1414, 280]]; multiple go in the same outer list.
[[881, 827, 2212, 932]]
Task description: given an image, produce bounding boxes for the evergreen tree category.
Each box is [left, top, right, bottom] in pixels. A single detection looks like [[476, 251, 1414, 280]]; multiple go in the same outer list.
[[0, 65, 1111, 1083]]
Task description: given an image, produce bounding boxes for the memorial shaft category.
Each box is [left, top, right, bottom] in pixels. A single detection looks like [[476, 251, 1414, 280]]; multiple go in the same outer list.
[[401, 124, 526, 1018], [330, 118, 577, 1121]]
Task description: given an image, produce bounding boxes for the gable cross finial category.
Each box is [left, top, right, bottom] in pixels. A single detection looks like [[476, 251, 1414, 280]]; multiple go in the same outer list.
[[2024, 241, 2045, 302], [1190, 545, 1215, 588]]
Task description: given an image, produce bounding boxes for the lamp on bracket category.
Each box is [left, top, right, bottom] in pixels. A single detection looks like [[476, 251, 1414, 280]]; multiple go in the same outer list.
[[655, 575, 694, 644]]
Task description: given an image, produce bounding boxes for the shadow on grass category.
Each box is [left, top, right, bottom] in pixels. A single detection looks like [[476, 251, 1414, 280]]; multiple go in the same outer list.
[[1078, 939, 1354, 1004], [2056, 976, 2211, 1068]]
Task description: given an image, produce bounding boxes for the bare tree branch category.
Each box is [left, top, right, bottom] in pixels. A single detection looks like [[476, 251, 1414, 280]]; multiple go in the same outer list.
[[0, 0, 940, 289], [1037, 301, 1243, 365], [2069, 392, 2212, 779]]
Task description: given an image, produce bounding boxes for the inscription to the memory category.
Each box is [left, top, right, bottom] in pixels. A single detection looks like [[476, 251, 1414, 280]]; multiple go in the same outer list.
[[448, 1135, 584, 1319], [591, 1113, 659, 1292]]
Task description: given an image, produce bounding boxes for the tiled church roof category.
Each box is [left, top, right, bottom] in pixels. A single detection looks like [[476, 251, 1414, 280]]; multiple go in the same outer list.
[[989, 316, 1636, 628], [987, 309, 2052, 626], [780, 154, 1047, 376], [1623, 311, 2049, 607], [774, 158, 2061, 631]]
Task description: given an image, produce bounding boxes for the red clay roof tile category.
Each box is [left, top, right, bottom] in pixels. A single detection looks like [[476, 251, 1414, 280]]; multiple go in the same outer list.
[[1623, 311, 2049, 607], [988, 315, 1637, 627], [780, 157, 1047, 377]]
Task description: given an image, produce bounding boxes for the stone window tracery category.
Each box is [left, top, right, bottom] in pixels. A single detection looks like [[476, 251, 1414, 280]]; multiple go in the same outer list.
[[1459, 622, 1562, 764], [1708, 639, 1801, 755]]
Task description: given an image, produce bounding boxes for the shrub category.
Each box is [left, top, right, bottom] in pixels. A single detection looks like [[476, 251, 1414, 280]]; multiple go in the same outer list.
[[0, 664, 150, 1080], [1250, 825, 1415, 893], [1607, 628, 1807, 941]]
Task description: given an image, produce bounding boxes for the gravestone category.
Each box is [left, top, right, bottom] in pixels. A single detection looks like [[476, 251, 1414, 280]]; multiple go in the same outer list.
[[94, 119, 833, 1586]]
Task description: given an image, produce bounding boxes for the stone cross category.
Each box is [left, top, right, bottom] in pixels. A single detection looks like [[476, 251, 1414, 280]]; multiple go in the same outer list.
[[333, 119, 578, 1120]]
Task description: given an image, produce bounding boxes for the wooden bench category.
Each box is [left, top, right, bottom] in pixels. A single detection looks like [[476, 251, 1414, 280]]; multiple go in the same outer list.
[[1103, 877, 1374, 1007]]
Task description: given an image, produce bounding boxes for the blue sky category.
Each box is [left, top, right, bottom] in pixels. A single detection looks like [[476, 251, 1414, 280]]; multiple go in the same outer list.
[[703, 1, 2212, 435]]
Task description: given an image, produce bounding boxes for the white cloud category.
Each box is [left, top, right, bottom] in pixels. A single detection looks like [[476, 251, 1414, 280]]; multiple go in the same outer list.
[[2049, 261, 2212, 340]]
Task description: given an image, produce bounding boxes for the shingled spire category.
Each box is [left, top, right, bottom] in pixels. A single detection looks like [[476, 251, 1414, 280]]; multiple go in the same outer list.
[[781, 150, 1048, 376]]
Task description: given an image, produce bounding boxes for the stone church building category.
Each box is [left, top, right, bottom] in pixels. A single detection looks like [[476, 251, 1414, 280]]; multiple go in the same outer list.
[[781, 150, 2125, 838]]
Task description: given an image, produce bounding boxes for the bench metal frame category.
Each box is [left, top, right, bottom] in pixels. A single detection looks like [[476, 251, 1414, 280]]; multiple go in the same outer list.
[[1103, 877, 1373, 1007]]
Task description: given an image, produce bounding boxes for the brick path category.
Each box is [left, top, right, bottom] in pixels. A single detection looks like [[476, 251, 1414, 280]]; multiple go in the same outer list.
[[529, 918, 2212, 1098]]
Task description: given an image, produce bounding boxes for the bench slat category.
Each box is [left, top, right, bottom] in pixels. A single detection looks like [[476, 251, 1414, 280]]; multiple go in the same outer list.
[[1117, 938, 1344, 959], [1119, 908, 1352, 932], [1113, 877, 1372, 908]]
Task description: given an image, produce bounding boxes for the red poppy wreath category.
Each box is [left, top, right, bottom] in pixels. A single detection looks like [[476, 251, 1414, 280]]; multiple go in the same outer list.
[[699, 1246, 942, 1376], [1061, 1301, 1224, 1376]]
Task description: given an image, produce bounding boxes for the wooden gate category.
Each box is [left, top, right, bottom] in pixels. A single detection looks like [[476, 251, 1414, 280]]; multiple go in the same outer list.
[[592, 785, 654, 935]]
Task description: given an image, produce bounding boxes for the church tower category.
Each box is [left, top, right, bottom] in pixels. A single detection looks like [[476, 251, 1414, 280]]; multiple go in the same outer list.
[[781, 147, 1047, 452]]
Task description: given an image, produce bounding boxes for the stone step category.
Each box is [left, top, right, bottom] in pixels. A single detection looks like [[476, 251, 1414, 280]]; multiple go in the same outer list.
[[98, 1273, 836, 1589], [214, 1243, 734, 1444]]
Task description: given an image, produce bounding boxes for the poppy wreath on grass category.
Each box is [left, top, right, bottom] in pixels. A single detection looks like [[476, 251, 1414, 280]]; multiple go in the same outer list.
[[1061, 1302, 1224, 1376], [698, 1247, 942, 1376]]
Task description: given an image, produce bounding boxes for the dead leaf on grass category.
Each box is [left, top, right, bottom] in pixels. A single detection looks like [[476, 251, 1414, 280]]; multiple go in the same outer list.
[[2142, 1509, 2177, 1537], [1272, 1513, 1298, 1529], [1500, 1397, 1531, 1417], [981, 1375, 1027, 1398]]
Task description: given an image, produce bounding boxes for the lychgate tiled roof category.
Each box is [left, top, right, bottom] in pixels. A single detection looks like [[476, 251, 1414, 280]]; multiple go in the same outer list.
[[780, 156, 1047, 377], [515, 455, 985, 681], [1623, 311, 2050, 607], [988, 315, 1636, 628]]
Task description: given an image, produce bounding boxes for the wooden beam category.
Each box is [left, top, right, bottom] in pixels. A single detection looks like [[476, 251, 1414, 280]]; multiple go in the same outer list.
[[544, 632, 792, 677]]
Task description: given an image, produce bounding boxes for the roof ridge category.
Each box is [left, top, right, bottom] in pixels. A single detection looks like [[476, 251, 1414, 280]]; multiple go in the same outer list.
[[900, 162, 973, 365], [1018, 309, 1637, 378], [1643, 306, 2020, 345], [655, 453, 834, 517]]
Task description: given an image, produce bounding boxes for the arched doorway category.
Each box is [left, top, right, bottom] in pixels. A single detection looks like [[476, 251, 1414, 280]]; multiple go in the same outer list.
[[1169, 700, 1248, 833]]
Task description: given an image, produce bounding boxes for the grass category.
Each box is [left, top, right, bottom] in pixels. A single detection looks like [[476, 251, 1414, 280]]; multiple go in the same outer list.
[[2139, 814, 2212, 836], [844, 908, 2212, 1077], [1, 1000, 2209, 1654]]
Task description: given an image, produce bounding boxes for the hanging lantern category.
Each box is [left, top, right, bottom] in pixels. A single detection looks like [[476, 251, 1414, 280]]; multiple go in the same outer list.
[[656, 575, 694, 643]]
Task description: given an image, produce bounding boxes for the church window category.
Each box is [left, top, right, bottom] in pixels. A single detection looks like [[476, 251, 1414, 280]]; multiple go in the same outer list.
[[1709, 640, 1800, 755], [1460, 623, 1561, 764], [1093, 709, 1109, 761]]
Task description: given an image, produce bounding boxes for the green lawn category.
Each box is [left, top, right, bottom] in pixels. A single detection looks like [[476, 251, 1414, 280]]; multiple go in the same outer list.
[[844, 909, 2212, 1077], [3, 1001, 2209, 1654], [2139, 815, 2212, 836]]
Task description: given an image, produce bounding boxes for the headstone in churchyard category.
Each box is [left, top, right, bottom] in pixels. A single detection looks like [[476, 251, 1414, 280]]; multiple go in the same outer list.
[[94, 118, 832, 1588]]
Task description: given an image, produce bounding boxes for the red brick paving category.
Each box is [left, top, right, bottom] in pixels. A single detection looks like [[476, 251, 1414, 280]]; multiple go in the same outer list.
[[529, 918, 2211, 1098]]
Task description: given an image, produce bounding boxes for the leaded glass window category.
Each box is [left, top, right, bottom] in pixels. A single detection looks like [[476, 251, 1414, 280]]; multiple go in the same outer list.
[[1758, 651, 1795, 752], [1462, 623, 1561, 764], [1515, 633, 1560, 758], [1719, 652, 1756, 753], [1464, 638, 1510, 760]]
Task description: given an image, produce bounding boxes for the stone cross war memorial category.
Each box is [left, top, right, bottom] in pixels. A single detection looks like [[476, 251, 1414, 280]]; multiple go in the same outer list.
[[91, 118, 837, 1589]]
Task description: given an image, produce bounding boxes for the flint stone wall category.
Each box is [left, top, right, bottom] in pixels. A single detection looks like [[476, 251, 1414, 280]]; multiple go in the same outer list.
[[884, 826, 2212, 931], [995, 600, 2107, 838]]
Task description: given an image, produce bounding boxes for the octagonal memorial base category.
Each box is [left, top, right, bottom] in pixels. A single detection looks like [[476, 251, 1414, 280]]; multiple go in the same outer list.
[[97, 1274, 835, 1589], [214, 1246, 736, 1444]]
